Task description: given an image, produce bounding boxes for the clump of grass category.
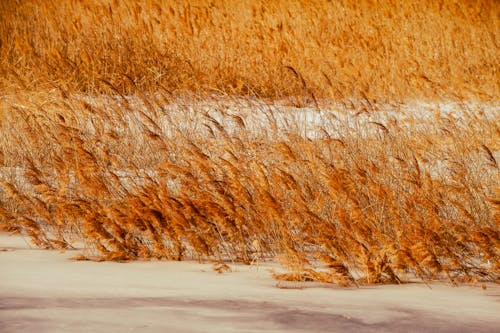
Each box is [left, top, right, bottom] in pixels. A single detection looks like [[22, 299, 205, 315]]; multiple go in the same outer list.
[[1, 90, 498, 285]]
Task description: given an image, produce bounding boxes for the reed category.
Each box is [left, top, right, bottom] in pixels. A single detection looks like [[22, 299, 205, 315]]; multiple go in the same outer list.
[[0, 90, 498, 285], [0, 0, 498, 101], [0, 0, 498, 285]]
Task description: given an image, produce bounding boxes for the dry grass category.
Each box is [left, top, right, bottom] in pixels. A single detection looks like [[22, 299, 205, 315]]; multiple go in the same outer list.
[[0, 0, 499, 286], [0, 90, 498, 285], [0, 0, 498, 101]]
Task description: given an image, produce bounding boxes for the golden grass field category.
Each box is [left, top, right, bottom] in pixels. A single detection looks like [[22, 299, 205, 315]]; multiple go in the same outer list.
[[1, 0, 498, 100], [0, 0, 499, 286]]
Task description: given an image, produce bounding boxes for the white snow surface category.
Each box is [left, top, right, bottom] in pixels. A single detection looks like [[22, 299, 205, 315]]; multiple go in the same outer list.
[[76, 94, 500, 139], [0, 233, 499, 333]]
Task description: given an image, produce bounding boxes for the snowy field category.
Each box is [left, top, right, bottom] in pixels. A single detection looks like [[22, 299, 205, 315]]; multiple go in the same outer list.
[[1, 233, 499, 333], [76, 96, 499, 140], [1, 98, 499, 332]]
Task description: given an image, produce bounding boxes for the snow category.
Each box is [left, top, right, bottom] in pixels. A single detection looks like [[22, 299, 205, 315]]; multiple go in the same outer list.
[[1, 96, 499, 332], [1, 233, 499, 333], [76, 94, 499, 139]]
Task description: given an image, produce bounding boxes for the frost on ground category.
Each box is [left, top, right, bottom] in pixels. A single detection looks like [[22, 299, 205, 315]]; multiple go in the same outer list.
[[0, 233, 499, 333]]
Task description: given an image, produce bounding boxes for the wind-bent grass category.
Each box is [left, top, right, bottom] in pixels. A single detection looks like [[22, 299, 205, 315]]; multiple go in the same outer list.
[[0, 0, 498, 101], [0, 91, 498, 285], [0, 0, 498, 286]]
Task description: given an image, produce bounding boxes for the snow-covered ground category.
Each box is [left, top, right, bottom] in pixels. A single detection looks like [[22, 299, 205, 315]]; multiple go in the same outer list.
[[1, 233, 499, 333], [77, 95, 500, 140], [1, 97, 499, 332]]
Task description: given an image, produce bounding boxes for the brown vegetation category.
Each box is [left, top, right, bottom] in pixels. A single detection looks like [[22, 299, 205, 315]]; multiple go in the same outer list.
[[0, 91, 498, 285], [0, 0, 499, 286], [1, 0, 498, 100]]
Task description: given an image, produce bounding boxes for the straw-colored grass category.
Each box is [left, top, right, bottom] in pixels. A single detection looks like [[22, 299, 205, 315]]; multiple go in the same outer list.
[[0, 0, 498, 286], [0, 91, 498, 285], [1, 0, 498, 100]]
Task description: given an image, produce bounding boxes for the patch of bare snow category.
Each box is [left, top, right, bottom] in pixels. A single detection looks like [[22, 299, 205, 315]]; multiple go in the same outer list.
[[1, 233, 499, 333]]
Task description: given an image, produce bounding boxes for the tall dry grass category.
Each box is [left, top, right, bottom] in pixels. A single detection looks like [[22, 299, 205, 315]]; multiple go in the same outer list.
[[0, 0, 498, 101], [0, 89, 498, 285], [0, 0, 498, 286]]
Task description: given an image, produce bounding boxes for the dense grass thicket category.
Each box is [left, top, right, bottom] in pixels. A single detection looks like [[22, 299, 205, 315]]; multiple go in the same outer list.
[[0, 0, 498, 101], [1, 92, 499, 285], [0, 1, 499, 285]]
